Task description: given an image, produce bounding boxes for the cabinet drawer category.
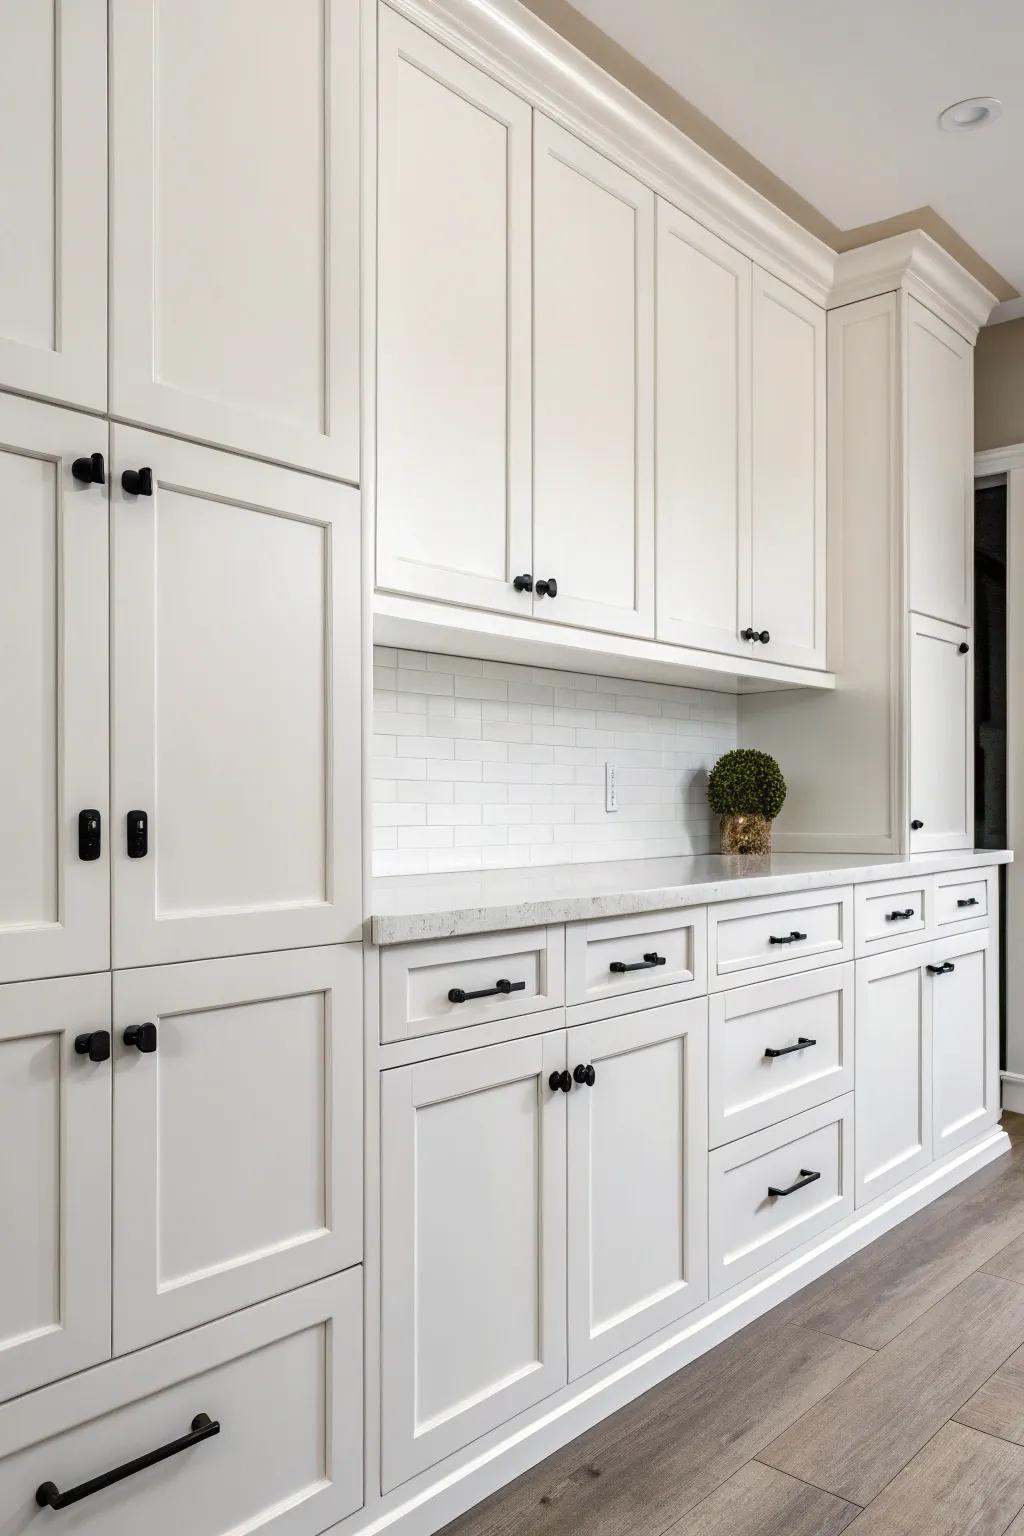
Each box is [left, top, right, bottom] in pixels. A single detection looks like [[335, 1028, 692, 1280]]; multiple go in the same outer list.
[[0, 1271, 362, 1535], [708, 965, 854, 1146], [708, 887, 853, 990], [855, 876, 932, 955], [380, 927, 564, 1042], [708, 1095, 854, 1295], [566, 908, 706, 1018], [934, 868, 994, 932]]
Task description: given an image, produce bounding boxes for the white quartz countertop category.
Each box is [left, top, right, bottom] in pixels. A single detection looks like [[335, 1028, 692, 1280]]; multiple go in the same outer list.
[[370, 850, 1012, 946]]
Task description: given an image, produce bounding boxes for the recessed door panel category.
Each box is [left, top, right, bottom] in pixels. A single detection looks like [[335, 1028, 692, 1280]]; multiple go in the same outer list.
[[909, 613, 972, 852], [855, 949, 931, 1204]]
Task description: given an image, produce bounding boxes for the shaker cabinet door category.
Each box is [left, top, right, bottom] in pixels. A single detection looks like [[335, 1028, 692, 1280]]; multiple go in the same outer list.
[[855, 949, 931, 1205], [908, 612, 973, 853], [932, 929, 999, 1157]]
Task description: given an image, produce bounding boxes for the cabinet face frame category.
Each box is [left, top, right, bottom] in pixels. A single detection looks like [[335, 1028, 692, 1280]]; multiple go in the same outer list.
[[110, 425, 362, 966], [0, 973, 112, 1403], [566, 999, 708, 1378], [0, 0, 107, 409], [907, 611, 973, 853], [112, 946, 362, 1354], [109, 0, 359, 481], [0, 395, 110, 983], [854, 946, 932, 1205]]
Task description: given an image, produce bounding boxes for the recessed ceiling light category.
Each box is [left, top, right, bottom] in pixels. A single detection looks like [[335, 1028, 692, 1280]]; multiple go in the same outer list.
[[938, 96, 1002, 132]]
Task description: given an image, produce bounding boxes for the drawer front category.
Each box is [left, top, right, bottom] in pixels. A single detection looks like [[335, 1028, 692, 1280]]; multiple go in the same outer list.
[[381, 926, 564, 1042], [566, 908, 707, 1017], [855, 877, 932, 955], [934, 868, 994, 932], [0, 1271, 362, 1536], [708, 887, 853, 990], [708, 1095, 854, 1295], [708, 965, 854, 1147]]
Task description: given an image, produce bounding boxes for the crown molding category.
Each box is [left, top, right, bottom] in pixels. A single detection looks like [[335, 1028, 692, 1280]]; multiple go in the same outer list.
[[385, 0, 836, 303], [829, 231, 997, 343], [975, 444, 1024, 477]]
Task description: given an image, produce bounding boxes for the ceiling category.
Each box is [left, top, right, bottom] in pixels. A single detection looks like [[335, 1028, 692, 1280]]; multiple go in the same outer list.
[[566, 0, 1024, 322]]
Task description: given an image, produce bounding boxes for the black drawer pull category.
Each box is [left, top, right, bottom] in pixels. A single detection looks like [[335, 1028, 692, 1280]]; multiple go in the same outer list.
[[957, 897, 980, 908], [764, 1036, 817, 1059], [885, 908, 915, 922], [126, 810, 148, 859], [549, 1069, 572, 1094], [927, 961, 956, 976], [36, 1412, 219, 1510], [609, 951, 666, 974], [78, 809, 102, 862], [573, 1063, 596, 1087], [768, 930, 807, 946], [768, 1169, 821, 1199], [448, 978, 526, 1004]]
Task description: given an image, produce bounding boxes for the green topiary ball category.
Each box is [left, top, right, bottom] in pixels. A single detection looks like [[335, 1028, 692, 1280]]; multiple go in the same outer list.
[[707, 748, 787, 819]]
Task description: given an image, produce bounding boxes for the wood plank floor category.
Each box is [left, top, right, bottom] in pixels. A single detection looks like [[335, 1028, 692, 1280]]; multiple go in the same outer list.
[[442, 1116, 1024, 1536]]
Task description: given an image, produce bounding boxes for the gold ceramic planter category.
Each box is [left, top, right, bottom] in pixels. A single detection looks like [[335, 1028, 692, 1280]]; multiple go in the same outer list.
[[720, 813, 772, 855]]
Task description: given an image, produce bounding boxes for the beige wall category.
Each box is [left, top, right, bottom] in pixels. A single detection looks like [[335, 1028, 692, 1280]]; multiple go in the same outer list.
[[976, 319, 1024, 452]]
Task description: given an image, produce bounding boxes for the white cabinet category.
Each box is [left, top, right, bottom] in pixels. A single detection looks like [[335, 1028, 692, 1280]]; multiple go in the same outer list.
[[111, 427, 361, 967], [0, 394, 109, 984], [109, 0, 359, 481], [376, 8, 532, 614], [932, 929, 999, 1157], [112, 947, 361, 1354], [855, 948, 931, 1204], [533, 116, 654, 638], [655, 201, 752, 656], [906, 298, 973, 626], [0, 1272, 363, 1535], [566, 1000, 708, 1377], [909, 612, 973, 853], [0, 0, 106, 410], [750, 268, 827, 669], [0, 973, 111, 1403], [381, 1034, 568, 1490]]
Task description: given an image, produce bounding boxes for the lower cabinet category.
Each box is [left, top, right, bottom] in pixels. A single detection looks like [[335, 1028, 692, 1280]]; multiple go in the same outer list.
[[0, 1271, 362, 1534], [932, 929, 999, 1157]]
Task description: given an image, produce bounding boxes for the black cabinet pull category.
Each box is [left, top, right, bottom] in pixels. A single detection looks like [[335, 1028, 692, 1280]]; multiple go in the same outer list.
[[768, 930, 807, 946], [549, 1069, 572, 1093], [957, 897, 980, 908], [447, 978, 526, 1004], [958, 642, 970, 654], [535, 577, 557, 598], [573, 1063, 596, 1087], [513, 573, 533, 592], [911, 819, 924, 830], [609, 951, 666, 974], [741, 627, 770, 644], [121, 466, 153, 497], [926, 961, 956, 976], [764, 1036, 817, 1059], [78, 809, 102, 862], [74, 1031, 110, 1064], [71, 452, 105, 485], [768, 1168, 821, 1198], [123, 1022, 158, 1053], [126, 810, 148, 858], [36, 1413, 219, 1511], [885, 908, 914, 922]]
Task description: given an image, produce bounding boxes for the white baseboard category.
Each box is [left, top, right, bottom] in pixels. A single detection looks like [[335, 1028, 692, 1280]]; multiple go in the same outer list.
[[1002, 1072, 1024, 1113]]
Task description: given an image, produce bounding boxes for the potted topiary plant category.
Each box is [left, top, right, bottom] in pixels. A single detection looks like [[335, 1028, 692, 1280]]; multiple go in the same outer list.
[[707, 748, 787, 855]]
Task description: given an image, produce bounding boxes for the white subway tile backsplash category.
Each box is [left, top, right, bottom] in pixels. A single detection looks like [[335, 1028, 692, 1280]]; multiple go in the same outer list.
[[372, 648, 736, 874]]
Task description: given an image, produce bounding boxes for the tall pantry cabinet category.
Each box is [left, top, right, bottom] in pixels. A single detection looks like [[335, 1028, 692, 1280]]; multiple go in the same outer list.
[[0, 3, 365, 1529]]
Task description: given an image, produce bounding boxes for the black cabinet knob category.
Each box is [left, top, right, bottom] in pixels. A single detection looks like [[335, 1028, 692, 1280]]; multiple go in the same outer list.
[[958, 642, 970, 654], [71, 452, 105, 485], [75, 1030, 111, 1063], [121, 466, 153, 496], [910, 819, 924, 831], [535, 577, 557, 598], [124, 1023, 158, 1054], [741, 628, 770, 644], [78, 809, 102, 862], [513, 573, 534, 592], [548, 1069, 572, 1094], [573, 1063, 596, 1087]]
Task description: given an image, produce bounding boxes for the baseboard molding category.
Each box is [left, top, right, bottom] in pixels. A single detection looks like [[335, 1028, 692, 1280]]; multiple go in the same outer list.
[[1002, 1072, 1024, 1114], [346, 1123, 1010, 1536]]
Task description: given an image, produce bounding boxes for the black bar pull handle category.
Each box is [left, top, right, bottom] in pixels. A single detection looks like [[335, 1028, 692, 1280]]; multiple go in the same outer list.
[[609, 951, 667, 974], [768, 1169, 821, 1199], [36, 1413, 219, 1510], [78, 809, 102, 862], [957, 897, 980, 908], [926, 961, 956, 976], [768, 930, 808, 946], [448, 978, 526, 1004], [126, 810, 148, 859], [885, 908, 914, 922], [764, 1036, 817, 1059]]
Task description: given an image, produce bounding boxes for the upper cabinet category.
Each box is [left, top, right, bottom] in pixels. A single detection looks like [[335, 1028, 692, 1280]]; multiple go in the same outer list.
[[375, 8, 532, 614], [109, 0, 359, 481], [0, 0, 107, 410], [532, 117, 655, 638], [905, 298, 974, 627], [750, 269, 827, 669]]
